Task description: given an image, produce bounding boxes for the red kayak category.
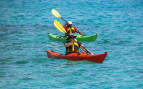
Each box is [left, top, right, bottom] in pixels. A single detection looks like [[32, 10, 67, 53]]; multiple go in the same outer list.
[[46, 50, 108, 63]]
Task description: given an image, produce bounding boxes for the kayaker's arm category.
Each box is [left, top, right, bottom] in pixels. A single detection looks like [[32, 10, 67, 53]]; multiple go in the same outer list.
[[79, 32, 83, 35], [77, 30, 83, 35], [64, 42, 73, 47], [65, 38, 77, 47], [74, 27, 83, 35], [65, 39, 75, 47]]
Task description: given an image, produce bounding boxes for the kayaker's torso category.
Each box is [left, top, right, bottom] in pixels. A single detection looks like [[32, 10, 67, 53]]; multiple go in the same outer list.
[[65, 41, 81, 55], [64, 26, 78, 35]]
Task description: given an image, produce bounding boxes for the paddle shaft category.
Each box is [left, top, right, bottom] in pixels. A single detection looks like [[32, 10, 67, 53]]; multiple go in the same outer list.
[[61, 17, 67, 22], [80, 45, 92, 54], [73, 39, 92, 54]]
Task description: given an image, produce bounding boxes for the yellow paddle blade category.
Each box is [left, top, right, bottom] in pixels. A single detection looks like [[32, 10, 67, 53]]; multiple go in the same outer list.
[[54, 20, 66, 33], [51, 9, 61, 18]]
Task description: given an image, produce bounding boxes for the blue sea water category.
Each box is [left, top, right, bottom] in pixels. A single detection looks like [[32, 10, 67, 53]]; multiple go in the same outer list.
[[0, 0, 143, 89]]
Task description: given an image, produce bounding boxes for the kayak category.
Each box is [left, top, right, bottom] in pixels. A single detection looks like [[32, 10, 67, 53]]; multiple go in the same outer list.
[[46, 50, 107, 63], [48, 33, 98, 42]]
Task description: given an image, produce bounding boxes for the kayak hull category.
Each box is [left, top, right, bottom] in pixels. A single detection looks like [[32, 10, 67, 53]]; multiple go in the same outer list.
[[48, 33, 98, 42], [46, 50, 107, 63]]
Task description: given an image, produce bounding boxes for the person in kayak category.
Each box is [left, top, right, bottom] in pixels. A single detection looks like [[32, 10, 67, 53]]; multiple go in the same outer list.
[[64, 35, 91, 55], [64, 21, 82, 36]]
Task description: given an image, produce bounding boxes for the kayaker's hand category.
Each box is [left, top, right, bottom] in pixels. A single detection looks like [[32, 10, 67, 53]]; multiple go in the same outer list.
[[73, 39, 77, 42], [86, 52, 90, 55], [79, 32, 83, 35], [87, 51, 92, 55]]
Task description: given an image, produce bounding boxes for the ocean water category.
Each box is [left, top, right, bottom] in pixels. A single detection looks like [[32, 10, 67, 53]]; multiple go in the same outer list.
[[0, 0, 143, 89]]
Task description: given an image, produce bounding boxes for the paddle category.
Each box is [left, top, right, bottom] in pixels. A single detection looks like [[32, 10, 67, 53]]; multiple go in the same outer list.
[[52, 9, 83, 35], [72, 39, 92, 54], [54, 20, 66, 33], [51, 9, 67, 22], [80, 45, 93, 55]]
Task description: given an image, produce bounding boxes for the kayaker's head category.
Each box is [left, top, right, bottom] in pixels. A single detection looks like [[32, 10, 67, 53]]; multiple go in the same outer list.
[[67, 21, 72, 27], [66, 35, 77, 42], [68, 21, 72, 25]]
